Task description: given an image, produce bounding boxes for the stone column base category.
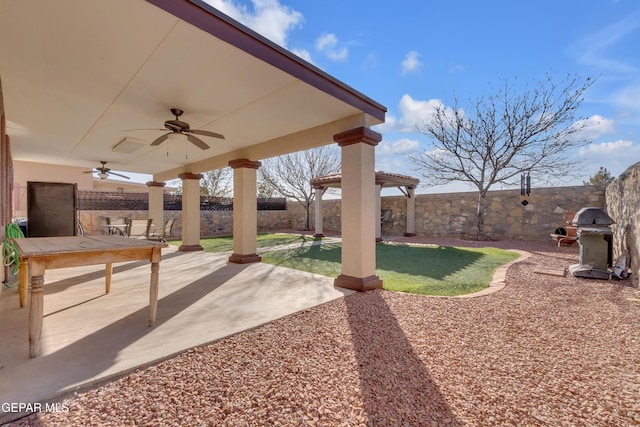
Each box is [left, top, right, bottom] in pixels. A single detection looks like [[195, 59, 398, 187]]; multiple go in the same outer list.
[[229, 253, 262, 264], [178, 244, 203, 252], [376, 237, 383, 242], [313, 233, 325, 238], [403, 233, 417, 237], [334, 274, 382, 292]]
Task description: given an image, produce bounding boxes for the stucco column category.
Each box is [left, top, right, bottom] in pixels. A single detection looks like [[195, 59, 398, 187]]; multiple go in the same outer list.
[[178, 173, 203, 252], [146, 181, 165, 231], [375, 183, 382, 242], [334, 127, 382, 291], [229, 158, 262, 264], [313, 185, 325, 238], [405, 186, 416, 236]]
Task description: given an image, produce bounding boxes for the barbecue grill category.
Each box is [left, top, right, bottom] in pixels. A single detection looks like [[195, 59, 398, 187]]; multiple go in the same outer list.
[[568, 207, 614, 279]]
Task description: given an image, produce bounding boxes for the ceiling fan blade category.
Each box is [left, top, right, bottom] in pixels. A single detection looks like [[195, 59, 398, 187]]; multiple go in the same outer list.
[[189, 129, 225, 139], [150, 133, 170, 146], [123, 128, 166, 132], [108, 171, 131, 179], [187, 134, 210, 150], [82, 170, 94, 174]]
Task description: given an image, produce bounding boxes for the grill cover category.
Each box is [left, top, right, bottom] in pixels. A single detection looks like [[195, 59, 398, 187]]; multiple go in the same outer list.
[[572, 207, 614, 226]]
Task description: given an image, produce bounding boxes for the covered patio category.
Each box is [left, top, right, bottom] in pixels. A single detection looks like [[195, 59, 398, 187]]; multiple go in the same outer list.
[[1, 1, 386, 292], [0, 0, 386, 417]]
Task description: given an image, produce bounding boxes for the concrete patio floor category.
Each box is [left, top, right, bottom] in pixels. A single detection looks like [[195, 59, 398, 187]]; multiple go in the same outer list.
[[0, 245, 352, 422]]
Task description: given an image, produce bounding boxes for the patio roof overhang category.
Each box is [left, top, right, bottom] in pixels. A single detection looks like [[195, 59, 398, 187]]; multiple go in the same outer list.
[[0, 0, 386, 181]]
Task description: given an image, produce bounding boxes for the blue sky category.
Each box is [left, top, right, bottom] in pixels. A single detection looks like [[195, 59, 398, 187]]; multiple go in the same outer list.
[[196, 0, 640, 194]]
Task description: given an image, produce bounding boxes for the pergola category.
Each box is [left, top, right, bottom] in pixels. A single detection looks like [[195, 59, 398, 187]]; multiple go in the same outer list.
[[0, 0, 387, 291], [310, 171, 420, 240]]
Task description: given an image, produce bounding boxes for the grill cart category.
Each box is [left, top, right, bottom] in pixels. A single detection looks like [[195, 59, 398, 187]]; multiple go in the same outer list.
[[568, 207, 614, 280]]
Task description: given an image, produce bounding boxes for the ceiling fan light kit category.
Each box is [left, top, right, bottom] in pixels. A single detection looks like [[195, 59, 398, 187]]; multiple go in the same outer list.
[[146, 108, 224, 150], [83, 161, 130, 180], [167, 132, 187, 141]]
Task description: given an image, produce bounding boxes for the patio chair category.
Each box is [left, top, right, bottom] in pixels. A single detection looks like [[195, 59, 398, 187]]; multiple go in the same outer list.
[[106, 217, 130, 236], [148, 218, 175, 242], [127, 218, 152, 239], [76, 218, 107, 236], [381, 209, 393, 240]]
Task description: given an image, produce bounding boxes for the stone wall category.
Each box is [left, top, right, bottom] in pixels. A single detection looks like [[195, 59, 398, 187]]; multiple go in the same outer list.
[[311, 185, 605, 241], [78, 185, 606, 242], [606, 162, 640, 287], [379, 185, 606, 240]]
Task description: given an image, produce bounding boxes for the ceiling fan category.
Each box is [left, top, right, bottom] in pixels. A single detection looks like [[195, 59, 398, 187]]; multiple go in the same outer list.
[[140, 108, 225, 150], [83, 161, 130, 180]]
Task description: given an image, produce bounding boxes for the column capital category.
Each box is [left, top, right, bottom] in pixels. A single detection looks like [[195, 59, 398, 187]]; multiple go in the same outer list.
[[334, 127, 382, 147], [146, 181, 166, 188], [178, 172, 203, 180], [229, 158, 261, 169]]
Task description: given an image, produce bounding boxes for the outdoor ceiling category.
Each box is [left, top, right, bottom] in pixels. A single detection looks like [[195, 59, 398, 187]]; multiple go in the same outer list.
[[0, 0, 385, 181]]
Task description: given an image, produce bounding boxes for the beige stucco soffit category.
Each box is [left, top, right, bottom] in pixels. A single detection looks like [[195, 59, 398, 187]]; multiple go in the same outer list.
[[154, 113, 379, 181]]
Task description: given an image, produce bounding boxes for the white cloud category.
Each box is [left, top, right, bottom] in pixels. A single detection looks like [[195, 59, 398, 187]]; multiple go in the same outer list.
[[576, 139, 640, 180], [377, 94, 446, 133], [363, 52, 378, 70], [314, 33, 348, 61], [579, 139, 633, 155], [570, 114, 615, 140], [401, 51, 422, 75], [203, 0, 303, 47], [291, 48, 314, 64], [378, 138, 420, 155]]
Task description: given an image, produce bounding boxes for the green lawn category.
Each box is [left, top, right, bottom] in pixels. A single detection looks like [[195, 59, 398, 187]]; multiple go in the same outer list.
[[177, 234, 520, 296], [261, 241, 519, 296]]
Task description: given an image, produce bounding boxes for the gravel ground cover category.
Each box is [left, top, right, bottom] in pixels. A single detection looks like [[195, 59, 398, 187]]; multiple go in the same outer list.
[[9, 238, 640, 426]]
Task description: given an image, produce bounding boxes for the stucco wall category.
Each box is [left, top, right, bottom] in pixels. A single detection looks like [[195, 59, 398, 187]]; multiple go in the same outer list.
[[605, 162, 640, 287]]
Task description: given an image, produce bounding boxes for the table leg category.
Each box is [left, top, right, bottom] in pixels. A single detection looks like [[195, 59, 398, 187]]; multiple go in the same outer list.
[[105, 263, 113, 294], [28, 260, 45, 358], [149, 261, 159, 326], [18, 258, 28, 308]]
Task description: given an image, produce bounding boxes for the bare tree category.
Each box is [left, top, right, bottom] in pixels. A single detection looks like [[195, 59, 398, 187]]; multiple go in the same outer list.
[[200, 167, 232, 197], [409, 74, 596, 240], [260, 146, 340, 230]]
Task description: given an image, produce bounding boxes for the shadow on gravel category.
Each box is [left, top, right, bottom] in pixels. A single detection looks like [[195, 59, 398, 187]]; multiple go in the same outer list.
[[345, 290, 461, 426]]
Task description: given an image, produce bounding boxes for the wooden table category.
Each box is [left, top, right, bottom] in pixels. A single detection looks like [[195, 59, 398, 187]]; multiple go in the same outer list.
[[12, 235, 165, 358]]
